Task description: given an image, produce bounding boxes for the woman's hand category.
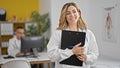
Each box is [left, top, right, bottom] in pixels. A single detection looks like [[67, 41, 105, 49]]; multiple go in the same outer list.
[[77, 54, 87, 62], [71, 43, 84, 56], [71, 43, 87, 62]]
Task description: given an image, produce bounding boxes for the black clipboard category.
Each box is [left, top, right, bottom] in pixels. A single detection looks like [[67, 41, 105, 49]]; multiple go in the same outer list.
[[60, 30, 86, 66]]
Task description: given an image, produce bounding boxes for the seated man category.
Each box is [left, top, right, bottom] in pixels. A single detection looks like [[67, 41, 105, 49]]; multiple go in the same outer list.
[[8, 27, 24, 57]]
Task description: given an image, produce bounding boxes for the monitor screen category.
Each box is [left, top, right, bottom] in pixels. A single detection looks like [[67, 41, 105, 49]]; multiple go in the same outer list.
[[21, 36, 45, 54]]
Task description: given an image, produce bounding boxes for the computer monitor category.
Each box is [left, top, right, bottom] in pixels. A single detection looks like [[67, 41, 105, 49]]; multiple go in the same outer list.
[[21, 36, 45, 55]]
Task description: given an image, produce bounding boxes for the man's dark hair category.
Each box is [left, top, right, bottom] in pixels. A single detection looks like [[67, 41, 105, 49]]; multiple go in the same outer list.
[[16, 26, 24, 31]]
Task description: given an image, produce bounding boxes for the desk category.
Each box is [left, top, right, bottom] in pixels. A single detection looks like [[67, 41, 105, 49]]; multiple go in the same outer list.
[[0, 52, 51, 68]]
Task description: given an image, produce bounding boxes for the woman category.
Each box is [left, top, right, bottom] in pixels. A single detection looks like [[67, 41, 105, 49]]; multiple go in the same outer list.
[[47, 2, 99, 68]]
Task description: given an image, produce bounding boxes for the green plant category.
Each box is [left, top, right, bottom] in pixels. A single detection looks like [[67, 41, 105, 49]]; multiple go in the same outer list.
[[31, 11, 50, 35], [25, 24, 38, 36], [25, 11, 50, 36]]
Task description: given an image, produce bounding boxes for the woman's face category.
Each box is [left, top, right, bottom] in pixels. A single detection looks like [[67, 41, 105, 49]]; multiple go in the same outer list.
[[66, 5, 80, 25]]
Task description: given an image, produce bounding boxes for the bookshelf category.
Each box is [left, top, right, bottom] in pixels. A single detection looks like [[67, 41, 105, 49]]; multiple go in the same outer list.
[[0, 21, 36, 55]]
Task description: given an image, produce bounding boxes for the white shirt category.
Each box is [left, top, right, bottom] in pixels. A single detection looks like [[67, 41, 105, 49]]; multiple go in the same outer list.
[[8, 36, 21, 57], [47, 29, 99, 68]]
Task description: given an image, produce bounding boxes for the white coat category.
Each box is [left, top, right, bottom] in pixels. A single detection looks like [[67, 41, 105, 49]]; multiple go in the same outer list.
[[8, 36, 21, 57], [47, 28, 99, 68]]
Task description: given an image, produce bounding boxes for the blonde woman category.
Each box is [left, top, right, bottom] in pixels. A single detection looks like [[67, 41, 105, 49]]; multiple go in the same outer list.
[[47, 2, 99, 68]]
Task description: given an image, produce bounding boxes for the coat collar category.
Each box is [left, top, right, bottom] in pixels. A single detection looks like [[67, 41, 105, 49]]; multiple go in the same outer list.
[[64, 27, 86, 32]]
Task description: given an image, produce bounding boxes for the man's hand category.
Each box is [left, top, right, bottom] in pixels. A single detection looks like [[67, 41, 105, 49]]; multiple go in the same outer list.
[[16, 52, 24, 56]]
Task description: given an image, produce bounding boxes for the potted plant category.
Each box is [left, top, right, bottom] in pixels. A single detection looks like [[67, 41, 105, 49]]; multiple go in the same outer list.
[[25, 11, 50, 49], [31, 11, 50, 35]]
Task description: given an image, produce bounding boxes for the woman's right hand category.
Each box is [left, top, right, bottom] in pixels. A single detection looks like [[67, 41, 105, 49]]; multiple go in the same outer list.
[[71, 43, 84, 56]]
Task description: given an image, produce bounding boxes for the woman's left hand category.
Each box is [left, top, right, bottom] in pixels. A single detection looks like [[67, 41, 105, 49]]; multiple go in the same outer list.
[[77, 54, 87, 62]]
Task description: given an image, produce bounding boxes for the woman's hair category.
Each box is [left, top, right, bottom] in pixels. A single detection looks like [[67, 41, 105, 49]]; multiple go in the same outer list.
[[57, 2, 87, 30]]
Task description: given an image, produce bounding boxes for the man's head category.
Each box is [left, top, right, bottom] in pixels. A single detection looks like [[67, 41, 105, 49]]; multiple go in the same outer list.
[[15, 27, 24, 40]]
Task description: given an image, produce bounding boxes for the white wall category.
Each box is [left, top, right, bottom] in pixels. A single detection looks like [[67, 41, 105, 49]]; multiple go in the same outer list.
[[40, 0, 120, 60], [39, 0, 51, 14], [87, 0, 120, 60], [39, 0, 51, 39]]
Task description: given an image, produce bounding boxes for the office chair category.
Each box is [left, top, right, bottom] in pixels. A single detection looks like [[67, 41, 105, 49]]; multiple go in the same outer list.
[[1, 60, 31, 68]]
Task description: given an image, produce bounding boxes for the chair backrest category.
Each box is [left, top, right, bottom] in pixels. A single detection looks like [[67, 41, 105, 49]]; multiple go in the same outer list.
[[1, 60, 31, 68]]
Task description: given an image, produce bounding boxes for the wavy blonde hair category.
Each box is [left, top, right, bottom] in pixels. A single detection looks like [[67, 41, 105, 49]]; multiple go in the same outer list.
[[57, 2, 87, 30]]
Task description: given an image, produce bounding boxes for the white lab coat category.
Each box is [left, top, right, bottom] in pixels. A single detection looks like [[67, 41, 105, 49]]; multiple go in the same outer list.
[[8, 36, 21, 57], [47, 28, 99, 68]]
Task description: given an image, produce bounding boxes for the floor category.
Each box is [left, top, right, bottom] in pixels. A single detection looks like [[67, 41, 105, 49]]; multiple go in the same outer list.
[[91, 56, 120, 68]]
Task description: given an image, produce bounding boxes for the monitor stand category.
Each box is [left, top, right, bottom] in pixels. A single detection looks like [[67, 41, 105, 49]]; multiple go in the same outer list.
[[32, 48, 38, 58]]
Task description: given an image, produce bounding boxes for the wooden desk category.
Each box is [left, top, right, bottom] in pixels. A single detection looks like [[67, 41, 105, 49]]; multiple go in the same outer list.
[[30, 60, 51, 68], [0, 52, 51, 68]]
